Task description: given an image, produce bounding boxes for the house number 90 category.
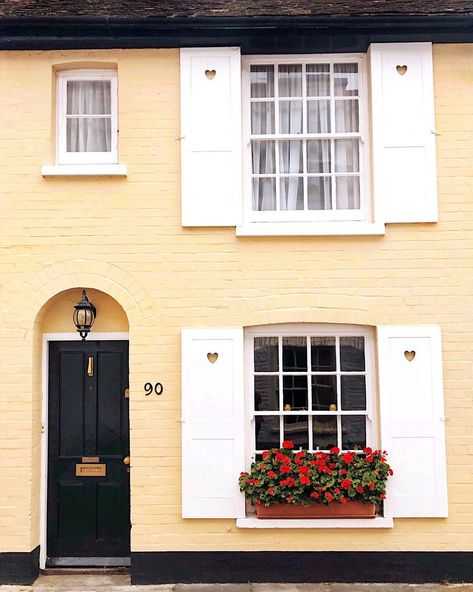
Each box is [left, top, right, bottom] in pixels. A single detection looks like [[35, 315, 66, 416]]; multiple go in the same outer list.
[[144, 382, 163, 396]]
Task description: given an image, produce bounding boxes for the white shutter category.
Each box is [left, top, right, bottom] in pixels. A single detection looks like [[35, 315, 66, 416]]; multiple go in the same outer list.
[[370, 43, 438, 223], [181, 328, 245, 518], [180, 48, 242, 227], [377, 325, 448, 518]]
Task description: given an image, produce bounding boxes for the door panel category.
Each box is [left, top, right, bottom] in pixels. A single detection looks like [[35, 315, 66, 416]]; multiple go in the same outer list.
[[47, 340, 130, 564]]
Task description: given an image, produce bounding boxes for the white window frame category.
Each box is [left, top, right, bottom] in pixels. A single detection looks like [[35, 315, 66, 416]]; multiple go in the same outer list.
[[56, 69, 118, 165], [242, 54, 371, 225], [244, 324, 376, 465]]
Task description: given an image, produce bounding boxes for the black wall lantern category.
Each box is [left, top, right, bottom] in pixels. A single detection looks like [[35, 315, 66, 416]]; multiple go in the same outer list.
[[73, 289, 97, 340]]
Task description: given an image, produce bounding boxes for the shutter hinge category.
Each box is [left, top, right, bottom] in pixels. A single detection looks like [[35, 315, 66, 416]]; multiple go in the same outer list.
[[124, 388, 130, 398]]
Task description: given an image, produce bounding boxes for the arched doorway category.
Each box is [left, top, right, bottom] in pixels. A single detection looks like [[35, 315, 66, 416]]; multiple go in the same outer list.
[[39, 288, 131, 568]]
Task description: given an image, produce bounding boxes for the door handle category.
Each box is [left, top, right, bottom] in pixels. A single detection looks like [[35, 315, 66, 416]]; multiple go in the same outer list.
[[123, 456, 131, 465]]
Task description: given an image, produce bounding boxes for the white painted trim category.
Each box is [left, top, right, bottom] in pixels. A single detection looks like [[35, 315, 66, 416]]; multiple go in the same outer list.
[[236, 516, 393, 528], [41, 164, 127, 177], [236, 221, 385, 236], [39, 331, 129, 569]]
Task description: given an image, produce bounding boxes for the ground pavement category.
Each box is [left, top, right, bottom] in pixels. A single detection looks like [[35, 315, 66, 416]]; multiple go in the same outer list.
[[2, 575, 473, 592]]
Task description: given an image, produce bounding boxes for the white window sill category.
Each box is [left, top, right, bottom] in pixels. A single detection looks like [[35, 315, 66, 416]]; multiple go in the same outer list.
[[236, 221, 386, 237], [236, 516, 393, 529], [41, 164, 128, 177]]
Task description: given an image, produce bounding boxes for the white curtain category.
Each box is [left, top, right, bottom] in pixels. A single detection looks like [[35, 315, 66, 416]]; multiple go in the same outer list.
[[278, 65, 303, 210], [251, 63, 360, 212], [67, 80, 112, 153]]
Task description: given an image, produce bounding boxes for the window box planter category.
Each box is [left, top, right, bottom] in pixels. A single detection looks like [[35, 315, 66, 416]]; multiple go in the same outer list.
[[255, 500, 376, 519], [239, 441, 392, 519]]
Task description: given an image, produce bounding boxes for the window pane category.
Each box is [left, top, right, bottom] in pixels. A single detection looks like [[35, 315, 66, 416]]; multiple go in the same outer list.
[[279, 101, 303, 134], [313, 416, 337, 450], [341, 376, 366, 411], [335, 176, 360, 210], [341, 415, 366, 450], [254, 336, 279, 372], [250, 65, 274, 98], [256, 415, 280, 450], [283, 375, 308, 411], [335, 139, 359, 173], [308, 177, 332, 210], [278, 64, 302, 97], [340, 336, 365, 371], [255, 376, 279, 411], [67, 80, 111, 115], [279, 141, 303, 174], [335, 99, 359, 133], [66, 118, 111, 152], [251, 140, 275, 174], [252, 178, 276, 211], [280, 177, 304, 210], [284, 415, 309, 449], [311, 336, 336, 371], [311, 376, 337, 411], [283, 337, 307, 371], [334, 63, 359, 96], [306, 64, 330, 97], [307, 140, 331, 174], [307, 100, 331, 133], [251, 102, 275, 134]]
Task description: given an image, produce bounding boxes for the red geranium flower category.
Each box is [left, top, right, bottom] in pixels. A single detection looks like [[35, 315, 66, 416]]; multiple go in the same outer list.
[[369, 481, 375, 490], [300, 475, 311, 486], [330, 447, 340, 455], [339, 469, 348, 475], [324, 491, 334, 502], [268, 487, 275, 495], [356, 485, 364, 494], [342, 452, 355, 464], [267, 470, 276, 478], [334, 487, 341, 495], [389, 468, 394, 476], [262, 451, 270, 459], [275, 453, 290, 463], [282, 440, 294, 449], [340, 497, 347, 504], [286, 496, 293, 503], [298, 465, 309, 475], [310, 492, 319, 499], [363, 447, 373, 454], [280, 464, 291, 474], [341, 478, 352, 490]]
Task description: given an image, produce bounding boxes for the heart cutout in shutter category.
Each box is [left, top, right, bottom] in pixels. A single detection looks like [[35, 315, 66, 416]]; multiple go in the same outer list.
[[207, 352, 219, 364], [396, 65, 408, 76], [205, 69, 216, 80], [404, 350, 416, 362]]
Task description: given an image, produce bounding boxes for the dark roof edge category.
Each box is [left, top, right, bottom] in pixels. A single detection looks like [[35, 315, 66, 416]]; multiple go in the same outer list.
[[1, 14, 473, 51]]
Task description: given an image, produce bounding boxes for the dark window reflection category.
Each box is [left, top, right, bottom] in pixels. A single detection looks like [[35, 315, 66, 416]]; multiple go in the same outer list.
[[255, 415, 280, 450], [283, 375, 308, 411], [313, 415, 337, 450], [312, 375, 337, 411], [341, 415, 366, 449], [254, 336, 279, 372], [255, 376, 279, 411], [283, 337, 307, 371], [284, 415, 308, 449], [340, 336, 365, 371], [341, 375, 366, 410], [311, 336, 336, 371]]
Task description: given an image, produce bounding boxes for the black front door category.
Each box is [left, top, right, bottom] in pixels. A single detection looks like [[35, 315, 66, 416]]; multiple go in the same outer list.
[[47, 340, 130, 566]]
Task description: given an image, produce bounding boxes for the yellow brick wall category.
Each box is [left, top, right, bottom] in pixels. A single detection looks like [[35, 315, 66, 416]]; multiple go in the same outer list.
[[0, 44, 472, 554]]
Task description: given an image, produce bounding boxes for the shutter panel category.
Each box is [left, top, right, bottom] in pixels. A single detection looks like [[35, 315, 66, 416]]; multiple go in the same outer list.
[[181, 328, 245, 518], [180, 48, 242, 227], [377, 325, 448, 518], [370, 43, 438, 223]]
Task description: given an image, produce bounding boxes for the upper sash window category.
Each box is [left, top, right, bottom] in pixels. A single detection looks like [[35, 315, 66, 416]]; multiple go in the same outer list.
[[57, 70, 118, 165], [243, 55, 370, 223]]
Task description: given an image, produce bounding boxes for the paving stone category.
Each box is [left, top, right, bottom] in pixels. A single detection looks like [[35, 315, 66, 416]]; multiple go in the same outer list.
[[174, 585, 251, 592]]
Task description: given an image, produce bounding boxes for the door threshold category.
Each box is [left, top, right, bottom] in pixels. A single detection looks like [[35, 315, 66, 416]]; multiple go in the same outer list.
[[46, 557, 131, 568], [42, 566, 130, 575]]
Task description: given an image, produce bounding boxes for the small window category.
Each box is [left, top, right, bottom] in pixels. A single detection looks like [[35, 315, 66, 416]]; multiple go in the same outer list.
[[243, 56, 369, 224], [57, 70, 118, 165], [247, 325, 374, 460]]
